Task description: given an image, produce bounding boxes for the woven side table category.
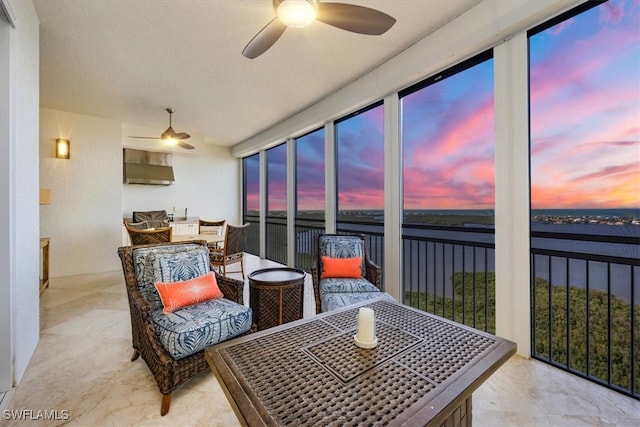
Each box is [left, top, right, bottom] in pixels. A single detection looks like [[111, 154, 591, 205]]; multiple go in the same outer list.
[[248, 267, 305, 331]]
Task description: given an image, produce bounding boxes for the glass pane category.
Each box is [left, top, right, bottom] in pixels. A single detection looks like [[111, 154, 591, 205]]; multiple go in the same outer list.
[[529, 0, 640, 395], [336, 104, 384, 223], [266, 143, 287, 264], [295, 128, 325, 270], [244, 153, 260, 215], [400, 54, 495, 333], [296, 128, 325, 219], [267, 143, 287, 215], [402, 58, 495, 226], [243, 153, 261, 256]]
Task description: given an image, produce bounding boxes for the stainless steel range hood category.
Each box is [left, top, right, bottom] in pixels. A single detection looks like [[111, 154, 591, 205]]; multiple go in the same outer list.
[[123, 148, 174, 185]]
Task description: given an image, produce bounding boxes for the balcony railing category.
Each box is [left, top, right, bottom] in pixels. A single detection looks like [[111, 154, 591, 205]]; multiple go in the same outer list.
[[295, 218, 325, 271], [243, 215, 260, 256], [262, 218, 384, 272], [251, 213, 640, 401], [336, 220, 385, 273], [531, 230, 639, 399], [401, 224, 496, 334], [265, 216, 287, 265]]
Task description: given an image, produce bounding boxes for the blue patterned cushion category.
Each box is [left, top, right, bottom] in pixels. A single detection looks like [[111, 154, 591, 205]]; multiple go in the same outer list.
[[133, 245, 210, 311], [321, 292, 395, 312], [318, 235, 365, 275], [319, 278, 380, 294], [151, 298, 253, 360]]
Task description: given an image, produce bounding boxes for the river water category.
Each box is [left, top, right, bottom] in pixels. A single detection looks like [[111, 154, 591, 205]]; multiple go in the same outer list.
[[320, 218, 640, 304]]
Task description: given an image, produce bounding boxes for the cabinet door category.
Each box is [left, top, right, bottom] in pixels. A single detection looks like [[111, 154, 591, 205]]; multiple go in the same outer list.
[[171, 224, 188, 235]]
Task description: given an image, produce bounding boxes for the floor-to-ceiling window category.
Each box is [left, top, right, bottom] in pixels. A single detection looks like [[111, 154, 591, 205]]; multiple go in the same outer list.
[[242, 153, 261, 256], [266, 143, 288, 264], [400, 51, 496, 333], [529, 0, 640, 398], [335, 102, 385, 266], [295, 128, 325, 271]]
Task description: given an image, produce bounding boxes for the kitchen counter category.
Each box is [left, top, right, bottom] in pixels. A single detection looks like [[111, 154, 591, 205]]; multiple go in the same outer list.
[[122, 216, 199, 224]]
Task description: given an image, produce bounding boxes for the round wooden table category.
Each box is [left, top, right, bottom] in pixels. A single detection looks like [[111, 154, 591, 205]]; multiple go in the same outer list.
[[248, 267, 306, 331]]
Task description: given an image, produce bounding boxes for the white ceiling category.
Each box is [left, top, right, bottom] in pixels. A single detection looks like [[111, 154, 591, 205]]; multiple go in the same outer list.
[[33, 0, 481, 148]]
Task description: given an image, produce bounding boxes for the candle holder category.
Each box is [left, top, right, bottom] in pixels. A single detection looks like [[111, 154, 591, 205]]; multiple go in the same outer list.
[[354, 307, 378, 349]]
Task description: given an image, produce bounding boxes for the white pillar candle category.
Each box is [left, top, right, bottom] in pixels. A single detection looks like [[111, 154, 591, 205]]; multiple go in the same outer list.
[[356, 307, 376, 343]]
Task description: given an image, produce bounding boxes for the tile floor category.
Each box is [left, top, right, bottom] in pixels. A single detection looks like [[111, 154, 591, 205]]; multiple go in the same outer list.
[[3, 254, 640, 426]]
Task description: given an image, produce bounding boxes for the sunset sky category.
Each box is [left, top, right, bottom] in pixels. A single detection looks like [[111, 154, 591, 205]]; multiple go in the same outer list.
[[402, 58, 494, 210], [249, 0, 639, 213], [336, 105, 385, 210], [297, 129, 325, 211], [244, 153, 260, 211], [530, 0, 639, 209]]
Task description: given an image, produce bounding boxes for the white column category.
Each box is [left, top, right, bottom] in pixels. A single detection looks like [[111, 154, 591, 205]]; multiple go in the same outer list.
[[287, 138, 296, 266], [324, 122, 336, 233], [383, 94, 402, 300], [259, 150, 267, 258], [494, 33, 531, 357], [0, 12, 14, 392]]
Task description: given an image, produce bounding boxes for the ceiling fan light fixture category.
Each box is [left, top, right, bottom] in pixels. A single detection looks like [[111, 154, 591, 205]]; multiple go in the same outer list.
[[277, 0, 317, 28], [161, 127, 175, 140]]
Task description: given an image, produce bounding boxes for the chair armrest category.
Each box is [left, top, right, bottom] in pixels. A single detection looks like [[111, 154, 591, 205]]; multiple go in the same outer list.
[[117, 246, 153, 315], [143, 322, 175, 366], [311, 267, 322, 314], [128, 286, 152, 315], [364, 257, 383, 292], [215, 272, 244, 304]]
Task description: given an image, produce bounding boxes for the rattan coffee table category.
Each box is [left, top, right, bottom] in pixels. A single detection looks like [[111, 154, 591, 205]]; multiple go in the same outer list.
[[205, 298, 516, 427], [248, 267, 306, 331]]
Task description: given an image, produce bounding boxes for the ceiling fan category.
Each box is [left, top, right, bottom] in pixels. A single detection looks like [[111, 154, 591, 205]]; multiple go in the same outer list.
[[243, 0, 396, 59], [128, 108, 195, 150]]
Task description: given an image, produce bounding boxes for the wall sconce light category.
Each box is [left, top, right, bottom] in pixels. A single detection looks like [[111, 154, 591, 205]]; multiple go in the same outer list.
[[55, 138, 70, 159], [39, 189, 51, 205]]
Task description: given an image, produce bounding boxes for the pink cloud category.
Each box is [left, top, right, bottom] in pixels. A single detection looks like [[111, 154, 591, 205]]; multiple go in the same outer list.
[[403, 90, 495, 209], [530, 9, 640, 211], [408, 96, 494, 168], [530, 14, 639, 121], [403, 151, 495, 209], [572, 162, 639, 183]]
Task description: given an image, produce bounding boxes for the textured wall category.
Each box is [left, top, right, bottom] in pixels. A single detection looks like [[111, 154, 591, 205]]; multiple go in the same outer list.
[[1, 0, 41, 386], [40, 110, 241, 277], [40, 109, 125, 276], [121, 128, 240, 226]]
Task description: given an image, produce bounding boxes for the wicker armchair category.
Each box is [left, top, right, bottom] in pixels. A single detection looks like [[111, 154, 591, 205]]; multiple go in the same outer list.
[[117, 241, 252, 416], [311, 234, 392, 313], [198, 219, 226, 234], [124, 220, 150, 230], [210, 223, 250, 278], [199, 219, 226, 249], [125, 225, 172, 245], [132, 210, 170, 228]]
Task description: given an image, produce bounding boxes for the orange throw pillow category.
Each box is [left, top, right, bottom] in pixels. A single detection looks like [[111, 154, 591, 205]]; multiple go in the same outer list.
[[155, 272, 223, 314], [321, 256, 363, 279]]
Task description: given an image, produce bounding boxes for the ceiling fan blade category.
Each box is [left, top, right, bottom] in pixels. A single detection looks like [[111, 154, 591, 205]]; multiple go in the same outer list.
[[161, 126, 176, 140], [242, 17, 287, 59], [130, 109, 192, 145], [173, 132, 190, 140], [176, 140, 195, 150], [316, 3, 396, 35]]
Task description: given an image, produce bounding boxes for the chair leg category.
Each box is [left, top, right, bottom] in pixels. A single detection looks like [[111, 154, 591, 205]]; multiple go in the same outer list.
[[131, 349, 140, 362], [160, 392, 172, 416]]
